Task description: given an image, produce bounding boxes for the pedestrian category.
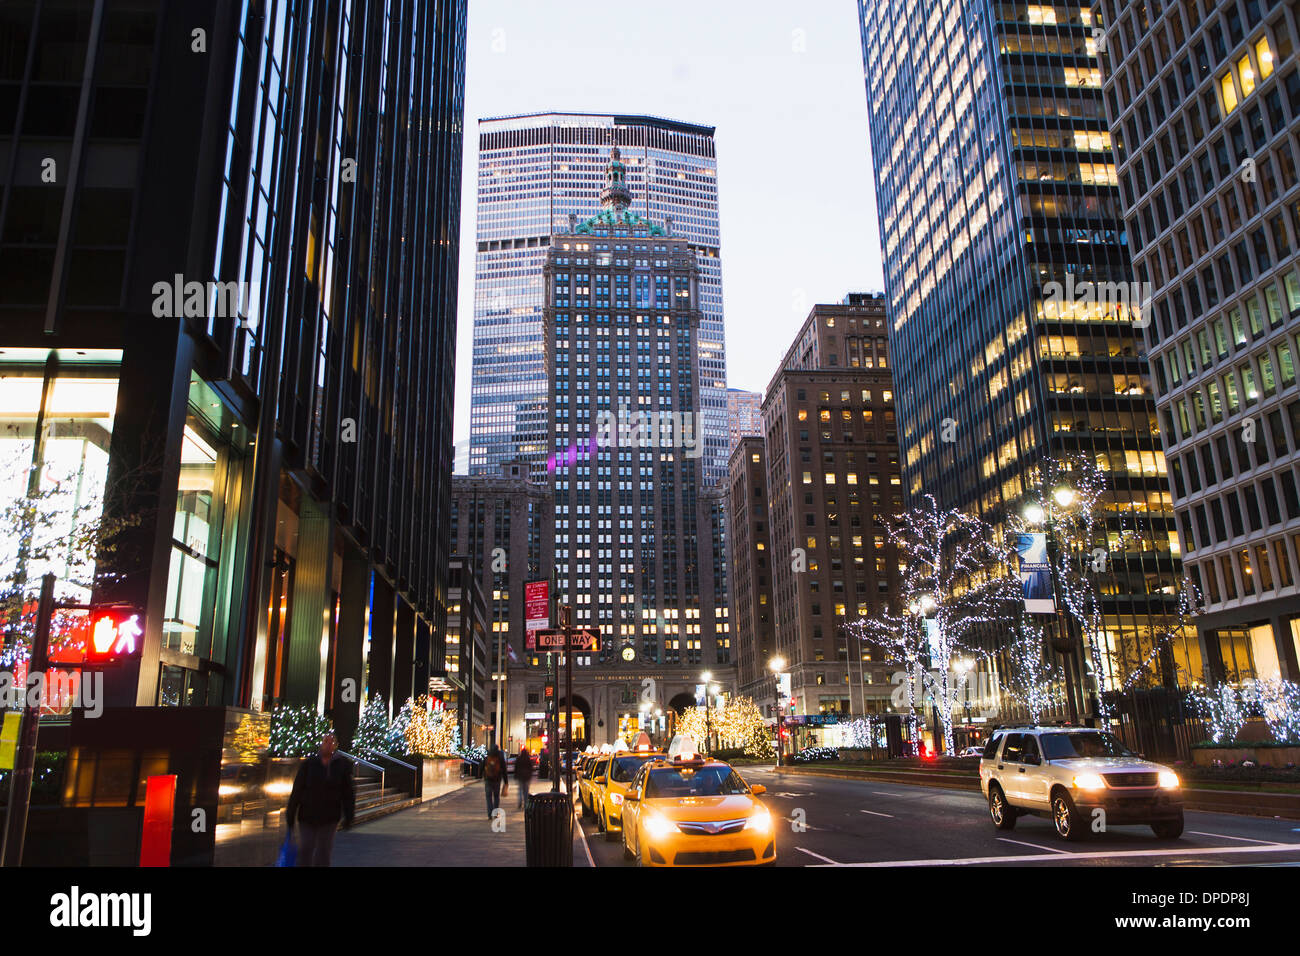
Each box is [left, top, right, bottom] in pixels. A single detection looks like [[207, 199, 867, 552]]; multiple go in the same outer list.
[[285, 730, 354, 867], [514, 746, 534, 809], [538, 746, 550, 780], [483, 741, 507, 818]]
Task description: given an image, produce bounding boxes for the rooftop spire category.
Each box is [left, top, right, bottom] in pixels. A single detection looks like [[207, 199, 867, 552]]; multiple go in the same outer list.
[[599, 146, 632, 213]]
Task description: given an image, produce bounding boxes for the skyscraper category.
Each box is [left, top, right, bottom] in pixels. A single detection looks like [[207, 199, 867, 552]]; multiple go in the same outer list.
[[0, 0, 466, 863], [535, 149, 731, 746], [1097, 0, 1300, 683], [470, 112, 729, 484], [858, 0, 1198, 699]]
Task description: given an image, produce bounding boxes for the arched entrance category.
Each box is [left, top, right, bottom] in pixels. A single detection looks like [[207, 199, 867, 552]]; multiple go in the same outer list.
[[555, 695, 592, 750], [668, 692, 697, 715]]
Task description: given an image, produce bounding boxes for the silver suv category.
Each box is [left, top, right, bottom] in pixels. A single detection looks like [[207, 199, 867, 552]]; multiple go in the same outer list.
[[979, 727, 1184, 841]]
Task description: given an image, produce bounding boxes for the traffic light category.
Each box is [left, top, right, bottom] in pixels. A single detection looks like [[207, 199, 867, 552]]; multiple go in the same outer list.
[[85, 608, 142, 663]]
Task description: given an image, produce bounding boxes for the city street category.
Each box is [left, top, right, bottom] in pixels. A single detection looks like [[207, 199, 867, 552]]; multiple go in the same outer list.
[[578, 767, 1300, 867]]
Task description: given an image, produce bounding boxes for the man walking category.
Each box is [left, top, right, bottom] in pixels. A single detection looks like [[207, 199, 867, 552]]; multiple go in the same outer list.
[[285, 730, 354, 866], [513, 746, 533, 809], [483, 741, 507, 818]]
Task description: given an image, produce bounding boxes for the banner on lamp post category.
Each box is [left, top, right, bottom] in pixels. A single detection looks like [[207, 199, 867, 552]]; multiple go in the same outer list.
[[1016, 532, 1056, 614]]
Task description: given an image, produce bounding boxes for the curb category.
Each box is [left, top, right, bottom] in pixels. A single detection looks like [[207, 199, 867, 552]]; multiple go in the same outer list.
[[776, 765, 1300, 819]]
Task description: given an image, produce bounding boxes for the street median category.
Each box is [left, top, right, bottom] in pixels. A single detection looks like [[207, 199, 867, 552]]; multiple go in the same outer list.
[[775, 764, 1300, 819]]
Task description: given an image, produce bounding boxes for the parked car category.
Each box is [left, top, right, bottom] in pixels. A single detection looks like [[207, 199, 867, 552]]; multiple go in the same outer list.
[[979, 726, 1184, 841], [958, 746, 985, 758]]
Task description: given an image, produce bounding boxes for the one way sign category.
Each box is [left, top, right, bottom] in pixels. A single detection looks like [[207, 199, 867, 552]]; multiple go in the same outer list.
[[526, 629, 600, 652]]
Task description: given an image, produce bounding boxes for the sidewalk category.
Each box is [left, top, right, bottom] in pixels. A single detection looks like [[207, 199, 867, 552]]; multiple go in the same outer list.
[[331, 778, 593, 866]]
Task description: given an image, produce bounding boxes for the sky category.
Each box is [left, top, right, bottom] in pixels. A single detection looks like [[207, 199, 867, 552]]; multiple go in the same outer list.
[[452, 0, 886, 453]]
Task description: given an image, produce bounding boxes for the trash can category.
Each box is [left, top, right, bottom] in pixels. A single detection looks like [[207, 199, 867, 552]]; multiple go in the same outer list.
[[524, 792, 573, 867]]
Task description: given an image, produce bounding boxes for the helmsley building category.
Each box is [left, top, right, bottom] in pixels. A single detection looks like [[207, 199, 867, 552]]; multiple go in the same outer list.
[[496, 148, 734, 750]]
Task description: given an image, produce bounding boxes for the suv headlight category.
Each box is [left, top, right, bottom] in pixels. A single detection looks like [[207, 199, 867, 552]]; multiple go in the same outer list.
[[1158, 770, 1180, 789], [745, 809, 772, 833], [644, 814, 679, 839], [1073, 772, 1106, 790]]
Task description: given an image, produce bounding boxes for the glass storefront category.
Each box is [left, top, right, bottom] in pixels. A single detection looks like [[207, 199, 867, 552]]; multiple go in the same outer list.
[[159, 375, 248, 706]]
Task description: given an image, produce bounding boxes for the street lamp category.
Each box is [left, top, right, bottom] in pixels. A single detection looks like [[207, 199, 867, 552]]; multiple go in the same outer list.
[[700, 671, 713, 754], [770, 656, 787, 766], [1022, 484, 1084, 725]]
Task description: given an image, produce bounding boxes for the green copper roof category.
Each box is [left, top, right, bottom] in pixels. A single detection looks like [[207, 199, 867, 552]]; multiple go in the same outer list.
[[573, 207, 665, 236]]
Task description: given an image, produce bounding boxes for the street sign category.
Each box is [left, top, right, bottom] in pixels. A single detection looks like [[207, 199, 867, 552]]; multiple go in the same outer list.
[[527, 629, 600, 652]]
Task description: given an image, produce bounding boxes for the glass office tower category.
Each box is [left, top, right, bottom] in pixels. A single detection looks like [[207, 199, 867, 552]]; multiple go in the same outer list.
[[470, 112, 729, 485], [1097, 0, 1300, 683], [858, 1, 1197, 703]]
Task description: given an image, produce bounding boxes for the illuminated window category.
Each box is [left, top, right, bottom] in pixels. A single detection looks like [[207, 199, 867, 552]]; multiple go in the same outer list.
[[1256, 36, 1275, 79], [1238, 55, 1256, 97], [1221, 72, 1239, 114]]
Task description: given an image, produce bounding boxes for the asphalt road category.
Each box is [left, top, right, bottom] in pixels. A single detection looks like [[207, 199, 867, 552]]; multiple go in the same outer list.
[[577, 765, 1300, 867]]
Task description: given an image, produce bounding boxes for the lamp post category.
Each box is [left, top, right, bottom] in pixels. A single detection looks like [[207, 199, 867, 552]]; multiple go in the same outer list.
[[1023, 486, 1083, 725], [701, 671, 712, 754], [770, 656, 786, 767]]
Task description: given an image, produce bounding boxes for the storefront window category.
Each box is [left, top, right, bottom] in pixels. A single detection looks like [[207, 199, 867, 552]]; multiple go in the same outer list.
[[159, 376, 248, 705]]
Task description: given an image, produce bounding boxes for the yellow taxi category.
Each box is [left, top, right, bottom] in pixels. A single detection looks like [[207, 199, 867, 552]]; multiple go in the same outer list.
[[619, 737, 774, 867], [592, 737, 665, 842], [577, 754, 608, 819]]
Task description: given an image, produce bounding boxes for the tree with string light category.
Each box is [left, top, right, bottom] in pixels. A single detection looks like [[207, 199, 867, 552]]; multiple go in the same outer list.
[[847, 495, 1018, 756]]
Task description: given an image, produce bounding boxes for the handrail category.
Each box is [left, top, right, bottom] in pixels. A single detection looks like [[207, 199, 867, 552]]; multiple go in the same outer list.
[[337, 750, 384, 774], [361, 751, 418, 772]]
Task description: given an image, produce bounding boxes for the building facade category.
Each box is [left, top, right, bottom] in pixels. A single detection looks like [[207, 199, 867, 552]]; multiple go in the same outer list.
[[761, 297, 906, 723], [469, 112, 729, 484], [859, 0, 1197, 703], [1098, 0, 1300, 683], [726, 387, 764, 453], [450, 462, 555, 746], [446, 556, 489, 746], [498, 148, 733, 750], [727, 436, 777, 704], [0, 0, 466, 861]]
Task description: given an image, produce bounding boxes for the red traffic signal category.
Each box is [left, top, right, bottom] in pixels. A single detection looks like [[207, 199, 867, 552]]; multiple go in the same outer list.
[[86, 609, 142, 663]]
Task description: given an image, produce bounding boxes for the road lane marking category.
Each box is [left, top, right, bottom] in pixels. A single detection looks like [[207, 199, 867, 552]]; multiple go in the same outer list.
[[795, 846, 841, 865], [817, 842, 1300, 867], [1188, 831, 1282, 845], [574, 807, 596, 867], [859, 809, 895, 818], [998, 837, 1072, 855]]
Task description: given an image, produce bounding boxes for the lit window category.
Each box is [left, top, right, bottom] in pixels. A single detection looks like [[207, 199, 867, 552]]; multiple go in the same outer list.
[[1238, 55, 1255, 97], [1221, 72, 1239, 114], [1256, 36, 1275, 79]]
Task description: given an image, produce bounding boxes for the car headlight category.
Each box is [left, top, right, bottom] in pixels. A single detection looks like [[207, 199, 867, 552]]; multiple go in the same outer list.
[[1158, 770, 1180, 789], [1073, 773, 1106, 790], [610, 793, 624, 806], [643, 813, 679, 839], [744, 809, 772, 833]]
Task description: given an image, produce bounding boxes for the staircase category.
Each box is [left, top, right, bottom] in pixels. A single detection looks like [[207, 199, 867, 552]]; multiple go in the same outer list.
[[347, 759, 421, 825]]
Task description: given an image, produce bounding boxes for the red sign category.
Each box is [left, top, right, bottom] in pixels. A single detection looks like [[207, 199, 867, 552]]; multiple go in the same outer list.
[[524, 580, 549, 632]]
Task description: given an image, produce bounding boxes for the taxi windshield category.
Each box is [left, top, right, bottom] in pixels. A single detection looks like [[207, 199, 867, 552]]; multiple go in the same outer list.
[[1039, 732, 1137, 760], [611, 755, 656, 782], [645, 766, 748, 798]]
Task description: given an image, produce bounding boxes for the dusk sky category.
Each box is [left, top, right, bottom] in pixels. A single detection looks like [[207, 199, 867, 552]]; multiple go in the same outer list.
[[453, 0, 886, 451]]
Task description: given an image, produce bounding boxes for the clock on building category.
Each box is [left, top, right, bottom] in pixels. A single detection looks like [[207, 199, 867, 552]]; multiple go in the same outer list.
[[621, 646, 635, 662]]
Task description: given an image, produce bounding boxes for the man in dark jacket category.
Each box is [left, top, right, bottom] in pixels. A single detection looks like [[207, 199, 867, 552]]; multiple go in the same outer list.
[[538, 747, 550, 780], [285, 731, 354, 866], [513, 746, 534, 809], [483, 742, 507, 818]]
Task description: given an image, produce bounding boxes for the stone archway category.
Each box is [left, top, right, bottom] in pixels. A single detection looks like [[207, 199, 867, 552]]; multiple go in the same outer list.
[[668, 692, 697, 715], [555, 694, 592, 750]]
